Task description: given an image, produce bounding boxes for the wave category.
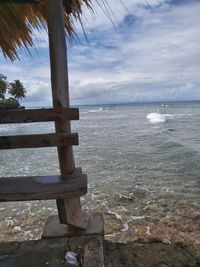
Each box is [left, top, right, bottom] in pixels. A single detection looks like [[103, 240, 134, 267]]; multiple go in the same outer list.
[[146, 112, 173, 124], [88, 107, 104, 113], [160, 104, 169, 107]]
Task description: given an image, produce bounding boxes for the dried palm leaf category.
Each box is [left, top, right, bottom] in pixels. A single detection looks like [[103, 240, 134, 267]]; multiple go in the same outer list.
[[0, 0, 92, 60]]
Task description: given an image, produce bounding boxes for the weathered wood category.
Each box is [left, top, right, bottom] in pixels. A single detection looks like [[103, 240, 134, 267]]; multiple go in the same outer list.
[[47, 0, 89, 228], [0, 133, 78, 149], [0, 171, 87, 202], [64, 198, 89, 229], [47, 0, 74, 174], [0, 108, 79, 124]]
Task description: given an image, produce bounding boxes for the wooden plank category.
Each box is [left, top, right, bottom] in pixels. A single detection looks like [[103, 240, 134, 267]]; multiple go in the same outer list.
[[47, 0, 89, 228], [0, 108, 79, 124], [0, 172, 87, 202], [0, 133, 78, 149]]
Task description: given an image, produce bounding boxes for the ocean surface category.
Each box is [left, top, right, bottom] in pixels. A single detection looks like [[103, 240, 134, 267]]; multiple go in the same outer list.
[[0, 102, 200, 242]]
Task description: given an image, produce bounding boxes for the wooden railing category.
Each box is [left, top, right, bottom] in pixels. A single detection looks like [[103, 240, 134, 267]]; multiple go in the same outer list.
[[0, 108, 87, 203], [0, 108, 79, 123], [0, 0, 90, 230]]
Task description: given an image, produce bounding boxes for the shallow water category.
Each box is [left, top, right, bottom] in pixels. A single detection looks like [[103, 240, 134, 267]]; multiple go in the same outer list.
[[0, 102, 200, 242]]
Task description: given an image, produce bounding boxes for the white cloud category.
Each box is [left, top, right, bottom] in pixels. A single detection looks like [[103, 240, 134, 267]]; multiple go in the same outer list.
[[0, 61, 52, 106], [79, 0, 167, 30], [0, 0, 200, 106], [30, 65, 50, 79], [67, 0, 200, 104], [0, 64, 24, 76]]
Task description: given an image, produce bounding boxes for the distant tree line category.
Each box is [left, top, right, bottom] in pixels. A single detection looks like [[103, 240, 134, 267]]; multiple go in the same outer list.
[[0, 74, 26, 109]]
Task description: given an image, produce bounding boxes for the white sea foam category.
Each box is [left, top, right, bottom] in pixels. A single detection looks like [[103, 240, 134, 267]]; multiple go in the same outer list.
[[107, 210, 122, 220], [120, 206, 128, 212], [88, 107, 104, 113], [160, 104, 169, 107], [146, 112, 173, 124], [146, 226, 151, 235], [107, 210, 130, 232], [14, 226, 21, 232], [122, 223, 129, 232], [131, 215, 146, 220]]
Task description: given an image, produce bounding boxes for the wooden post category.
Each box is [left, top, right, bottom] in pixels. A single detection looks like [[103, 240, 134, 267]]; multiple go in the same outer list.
[[46, 0, 88, 229]]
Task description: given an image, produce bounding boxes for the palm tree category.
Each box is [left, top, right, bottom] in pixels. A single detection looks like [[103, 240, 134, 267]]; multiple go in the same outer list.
[[9, 80, 27, 104], [0, 74, 8, 100]]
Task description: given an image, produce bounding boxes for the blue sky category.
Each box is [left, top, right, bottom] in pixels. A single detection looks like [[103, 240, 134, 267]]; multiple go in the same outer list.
[[0, 0, 200, 106]]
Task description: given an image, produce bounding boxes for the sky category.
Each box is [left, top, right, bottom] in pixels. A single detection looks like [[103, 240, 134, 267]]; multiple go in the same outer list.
[[0, 0, 200, 106]]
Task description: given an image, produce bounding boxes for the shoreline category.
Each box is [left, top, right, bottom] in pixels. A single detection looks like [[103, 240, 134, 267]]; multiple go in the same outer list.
[[0, 201, 199, 252]]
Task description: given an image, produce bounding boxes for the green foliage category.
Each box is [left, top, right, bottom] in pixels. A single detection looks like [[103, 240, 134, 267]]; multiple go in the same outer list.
[[0, 74, 27, 109], [0, 97, 19, 110], [0, 74, 8, 100], [9, 79, 27, 104]]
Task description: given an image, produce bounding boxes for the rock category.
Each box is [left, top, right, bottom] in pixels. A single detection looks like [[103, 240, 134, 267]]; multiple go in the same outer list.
[[119, 254, 127, 264], [155, 263, 168, 267], [104, 213, 123, 235]]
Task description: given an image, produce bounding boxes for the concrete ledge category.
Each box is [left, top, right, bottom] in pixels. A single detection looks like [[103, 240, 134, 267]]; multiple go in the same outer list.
[[84, 237, 105, 267], [42, 212, 104, 239], [0, 235, 105, 267], [0, 213, 105, 266]]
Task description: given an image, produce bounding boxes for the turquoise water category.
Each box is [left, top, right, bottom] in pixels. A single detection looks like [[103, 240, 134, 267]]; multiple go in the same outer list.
[[0, 102, 200, 241]]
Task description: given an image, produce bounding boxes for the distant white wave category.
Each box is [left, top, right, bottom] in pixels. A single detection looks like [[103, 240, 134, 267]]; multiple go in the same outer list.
[[146, 112, 173, 124], [160, 104, 169, 107], [88, 108, 104, 113]]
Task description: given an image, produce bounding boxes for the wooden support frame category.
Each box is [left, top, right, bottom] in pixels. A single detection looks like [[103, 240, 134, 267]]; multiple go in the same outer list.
[[0, 170, 87, 202], [0, 108, 79, 124], [0, 0, 89, 230], [46, 0, 89, 229], [0, 133, 78, 149]]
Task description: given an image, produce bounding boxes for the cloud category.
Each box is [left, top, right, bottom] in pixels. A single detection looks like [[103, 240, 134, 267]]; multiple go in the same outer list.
[[0, 61, 51, 106], [67, 0, 200, 104], [0, 0, 200, 105], [0, 64, 24, 76]]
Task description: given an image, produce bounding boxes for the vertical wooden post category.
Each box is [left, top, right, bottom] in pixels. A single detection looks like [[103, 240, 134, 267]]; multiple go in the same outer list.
[[46, 0, 88, 229]]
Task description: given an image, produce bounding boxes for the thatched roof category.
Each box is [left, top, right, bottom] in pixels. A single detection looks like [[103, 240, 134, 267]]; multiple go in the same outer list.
[[0, 0, 92, 60]]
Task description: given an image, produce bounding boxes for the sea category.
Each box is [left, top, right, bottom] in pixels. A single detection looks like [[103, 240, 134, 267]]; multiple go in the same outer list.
[[0, 101, 200, 242]]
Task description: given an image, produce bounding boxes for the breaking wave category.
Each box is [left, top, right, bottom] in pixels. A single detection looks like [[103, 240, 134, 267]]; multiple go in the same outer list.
[[88, 108, 104, 113], [146, 112, 173, 124]]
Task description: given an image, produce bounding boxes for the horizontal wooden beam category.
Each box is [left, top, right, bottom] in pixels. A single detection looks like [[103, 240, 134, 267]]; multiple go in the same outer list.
[[0, 133, 78, 149], [0, 108, 79, 124], [0, 170, 87, 201]]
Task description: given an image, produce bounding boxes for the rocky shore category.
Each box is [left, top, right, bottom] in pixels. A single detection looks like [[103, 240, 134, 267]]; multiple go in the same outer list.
[[0, 189, 199, 266], [0, 235, 199, 267], [105, 241, 200, 267], [1, 202, 199, 246], [103, 202, 200, 249]]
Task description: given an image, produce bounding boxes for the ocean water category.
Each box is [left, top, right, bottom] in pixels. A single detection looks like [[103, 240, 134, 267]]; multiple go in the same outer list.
[[0, 102, 200, 241]]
